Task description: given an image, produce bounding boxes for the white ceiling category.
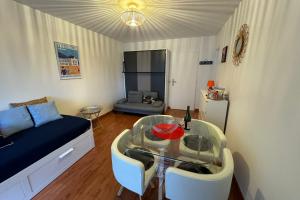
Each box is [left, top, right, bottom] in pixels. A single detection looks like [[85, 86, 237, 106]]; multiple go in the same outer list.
[[14, 0, 241, 42]]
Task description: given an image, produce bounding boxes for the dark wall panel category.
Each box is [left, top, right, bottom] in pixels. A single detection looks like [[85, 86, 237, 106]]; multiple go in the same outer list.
[[151, 74, 165, 100], [150, 50, 166, 100], [124, 52, 137, 72], [125, 74, 138, 98], [151, 50, 166, 72], [124, 52, 137, 97], [124, 50, 166, 100]]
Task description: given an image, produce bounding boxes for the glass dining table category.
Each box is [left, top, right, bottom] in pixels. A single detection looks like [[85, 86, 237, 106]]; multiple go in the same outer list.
[[123, 115, 224, 200]]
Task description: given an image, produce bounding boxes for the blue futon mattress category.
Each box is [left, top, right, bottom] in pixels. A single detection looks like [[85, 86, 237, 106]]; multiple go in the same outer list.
[[0, 115, 91, 183]]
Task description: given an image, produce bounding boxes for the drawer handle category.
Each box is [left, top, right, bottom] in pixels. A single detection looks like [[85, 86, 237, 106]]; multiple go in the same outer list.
[[59, 148, 74, 159]]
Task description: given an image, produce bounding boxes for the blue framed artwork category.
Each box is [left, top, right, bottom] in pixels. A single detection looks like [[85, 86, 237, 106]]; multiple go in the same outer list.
[[54, 42, 81, 79]]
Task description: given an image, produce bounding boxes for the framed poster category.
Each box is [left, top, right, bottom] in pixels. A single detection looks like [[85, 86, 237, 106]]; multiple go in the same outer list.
[[221, 46, 228, 63], [54, 42, 81, 79]]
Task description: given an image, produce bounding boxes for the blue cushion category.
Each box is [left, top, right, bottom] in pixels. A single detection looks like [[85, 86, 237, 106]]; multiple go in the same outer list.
[[27, 101, 63, 127], [128, 91, 143, 103], [0, 106, 34, 138]]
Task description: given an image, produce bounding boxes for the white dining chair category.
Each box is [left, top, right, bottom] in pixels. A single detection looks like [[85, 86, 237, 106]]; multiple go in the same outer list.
[[165, 148, 234, 200], [111, 129, 158, 200], [133, 115, 174, 149], [179, 119, 227, 163]]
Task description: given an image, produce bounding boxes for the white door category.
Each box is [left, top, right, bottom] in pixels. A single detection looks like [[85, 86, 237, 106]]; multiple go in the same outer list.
[[168, 51, 199, 110]]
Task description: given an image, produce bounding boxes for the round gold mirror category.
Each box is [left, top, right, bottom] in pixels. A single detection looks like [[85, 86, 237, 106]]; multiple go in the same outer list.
[[233, 24, 249, 66], [234, 36, 243, 55]]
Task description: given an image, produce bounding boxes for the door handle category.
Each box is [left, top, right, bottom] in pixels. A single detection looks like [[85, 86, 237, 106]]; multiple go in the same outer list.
[[171, 79, 177, 86], [59, 148, 74, 159]]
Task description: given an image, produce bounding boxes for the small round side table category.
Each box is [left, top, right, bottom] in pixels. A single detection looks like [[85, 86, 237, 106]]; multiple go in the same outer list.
[[80, 105, 102, 128]]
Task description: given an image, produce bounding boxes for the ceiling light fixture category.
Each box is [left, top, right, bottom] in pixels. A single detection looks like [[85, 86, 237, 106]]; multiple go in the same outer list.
[[121, 3, 145, 27]]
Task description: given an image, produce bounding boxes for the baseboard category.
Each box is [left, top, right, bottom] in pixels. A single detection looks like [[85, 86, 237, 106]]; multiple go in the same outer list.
[[99, 110, 113, 119], [230, 175, 245, 199], [166, 107, 199, 112], [91, 110, 113, 123]]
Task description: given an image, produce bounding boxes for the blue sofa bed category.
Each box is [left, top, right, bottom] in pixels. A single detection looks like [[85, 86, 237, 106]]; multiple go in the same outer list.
[[0, 115, 90, 183]]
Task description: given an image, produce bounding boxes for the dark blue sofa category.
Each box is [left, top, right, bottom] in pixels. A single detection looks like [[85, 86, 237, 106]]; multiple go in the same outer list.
[[0, 115, 90, 183]]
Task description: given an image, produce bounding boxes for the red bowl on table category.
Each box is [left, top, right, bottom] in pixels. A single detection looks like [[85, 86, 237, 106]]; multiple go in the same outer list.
[[152, 123, 184, 140]]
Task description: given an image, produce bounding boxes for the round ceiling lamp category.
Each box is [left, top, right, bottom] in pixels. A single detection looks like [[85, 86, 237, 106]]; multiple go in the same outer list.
[[120, 2, 146, 27], [119, 0, 146, 10]]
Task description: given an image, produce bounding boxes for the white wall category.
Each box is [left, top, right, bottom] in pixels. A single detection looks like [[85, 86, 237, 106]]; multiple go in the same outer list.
[[215, 0, 300, 199], [0, 0, 124, 115], [124, 37, 217, 110]]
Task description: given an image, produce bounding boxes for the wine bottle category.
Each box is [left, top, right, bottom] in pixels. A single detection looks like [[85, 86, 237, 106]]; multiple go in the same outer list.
[[184, 106, 192, 130]]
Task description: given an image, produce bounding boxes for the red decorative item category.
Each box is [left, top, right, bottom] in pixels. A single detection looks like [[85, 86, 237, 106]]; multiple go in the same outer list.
[[213, 90, 219, 100], [152, 124, 184, 140], [207, 80, 215, 88]]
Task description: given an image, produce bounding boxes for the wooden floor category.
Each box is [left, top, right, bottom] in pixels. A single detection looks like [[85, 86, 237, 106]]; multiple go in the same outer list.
[[33, 110, 243, 200]]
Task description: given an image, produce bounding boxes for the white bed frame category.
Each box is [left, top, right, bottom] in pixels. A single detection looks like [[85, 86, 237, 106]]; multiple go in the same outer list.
[[0, 127, 95, 200]]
